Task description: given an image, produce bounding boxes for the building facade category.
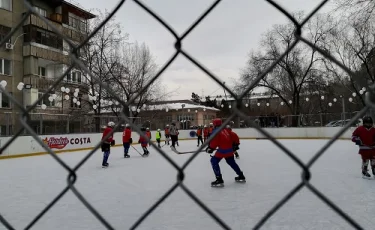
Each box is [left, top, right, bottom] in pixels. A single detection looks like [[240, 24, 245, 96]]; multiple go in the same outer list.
[[95, 100, 220, 131], [0, 0, 95, 135]]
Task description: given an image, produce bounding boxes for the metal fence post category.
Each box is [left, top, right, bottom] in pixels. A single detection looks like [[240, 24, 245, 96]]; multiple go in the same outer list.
[[40, 114, 43, 135]]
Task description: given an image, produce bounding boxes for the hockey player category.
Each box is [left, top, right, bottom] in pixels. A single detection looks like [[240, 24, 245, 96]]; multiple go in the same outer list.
[[138, 127, 149, 157], [101, 121, 115, 168], [352, 116, 375, 179], [156, 129, 162, 148], [164, 125, 170, 145], [145, 128, 151, 146], [169, 122, 178, 148], [196, 125, 203, 147], [122, 124, 132, 158], [206, 118, 245, 187], [203, 125, 209, 142], [226, 125, 240, 159]]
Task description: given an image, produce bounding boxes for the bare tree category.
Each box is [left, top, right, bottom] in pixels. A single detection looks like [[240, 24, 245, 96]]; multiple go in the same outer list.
[[237, 13, 335, 124], [335, 0, 375, 23], [107, 42, 163, 119], [74, 10, 128, 130], [321, 16, 375, 107]]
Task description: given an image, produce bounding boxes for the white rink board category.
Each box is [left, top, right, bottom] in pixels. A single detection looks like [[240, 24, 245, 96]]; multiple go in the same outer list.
[[0, 127, 356, 157]]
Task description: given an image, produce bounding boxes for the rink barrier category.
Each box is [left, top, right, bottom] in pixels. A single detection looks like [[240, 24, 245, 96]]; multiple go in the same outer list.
[[0, 127, 354, 160]]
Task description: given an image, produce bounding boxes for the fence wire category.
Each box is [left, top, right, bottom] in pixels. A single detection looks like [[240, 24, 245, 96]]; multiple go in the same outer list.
[[0, 0, 374, 229]]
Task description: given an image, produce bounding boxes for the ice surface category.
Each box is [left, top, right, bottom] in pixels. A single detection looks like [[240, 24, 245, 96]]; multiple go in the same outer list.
[[1, 139, 375, 230]]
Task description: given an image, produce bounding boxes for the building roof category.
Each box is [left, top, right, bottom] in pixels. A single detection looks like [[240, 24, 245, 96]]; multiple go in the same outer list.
[[146, 102, 219, 111], [89, 101, 220, 114], [47, 0, 96, 19]]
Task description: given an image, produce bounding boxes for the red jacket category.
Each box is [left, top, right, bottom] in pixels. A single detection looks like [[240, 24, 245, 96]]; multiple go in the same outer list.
[[139, 135, 148, 147], [203, 128, 209, 137], [102, 127, 113, 144], [209, 128, 234, 158], [122, 127, 132, 143], [146, 131, 151, 139], [164, 128, 169, 135], [196, 128, 202, 136], [352, 126, 375, 154]]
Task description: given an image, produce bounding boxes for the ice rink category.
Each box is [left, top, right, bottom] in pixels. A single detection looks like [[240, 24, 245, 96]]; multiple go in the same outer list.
[[1, 139, 375, 230]]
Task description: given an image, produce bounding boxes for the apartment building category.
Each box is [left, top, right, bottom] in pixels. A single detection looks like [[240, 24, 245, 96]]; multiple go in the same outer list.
[[0, 0, 95, 135]]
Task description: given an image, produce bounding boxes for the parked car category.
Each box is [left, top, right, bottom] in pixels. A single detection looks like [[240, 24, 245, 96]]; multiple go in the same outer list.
[[331, 119, 360, 127], [325, 120, 340, 127]]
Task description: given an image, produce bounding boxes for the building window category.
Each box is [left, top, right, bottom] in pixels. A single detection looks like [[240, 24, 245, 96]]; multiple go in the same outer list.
[[38, 66, 46, 77], [0, 0, 12, 11], [0, 92, 11, 108], [68, 16, 87, 33], [177, 114, 193, 122], [33, 6, 46, 17], [65, 71, 82, 83], [66, 73, 71, 82], [23, 26, 63, 50], [74, 71, 81, 83], [166, 116, 172, 122], [0, 25, 11, 42], [0, 58, 11, 75], [38, 92, 55, 107]]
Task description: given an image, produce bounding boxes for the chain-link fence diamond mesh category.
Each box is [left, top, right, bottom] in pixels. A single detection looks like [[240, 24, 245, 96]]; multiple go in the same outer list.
[[0, 0, 374, 229]]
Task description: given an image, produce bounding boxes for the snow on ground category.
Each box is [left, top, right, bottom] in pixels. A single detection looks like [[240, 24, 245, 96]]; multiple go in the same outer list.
[[0, 139, 374, 230]]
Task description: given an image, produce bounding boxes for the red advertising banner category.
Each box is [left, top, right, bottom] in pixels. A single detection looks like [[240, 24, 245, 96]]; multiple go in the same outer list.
[[43, 137, 92, 149]]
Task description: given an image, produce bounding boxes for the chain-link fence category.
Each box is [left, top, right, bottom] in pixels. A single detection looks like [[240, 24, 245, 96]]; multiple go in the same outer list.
[[0, 0, 374, 229]]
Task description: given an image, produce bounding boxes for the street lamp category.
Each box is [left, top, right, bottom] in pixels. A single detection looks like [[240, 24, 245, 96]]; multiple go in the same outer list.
[[181, 104, 185, 129], [195, 110, 198, 126]]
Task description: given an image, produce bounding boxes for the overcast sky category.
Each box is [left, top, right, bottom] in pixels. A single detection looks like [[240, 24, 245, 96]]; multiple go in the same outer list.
[[76, 0, 336, 100]]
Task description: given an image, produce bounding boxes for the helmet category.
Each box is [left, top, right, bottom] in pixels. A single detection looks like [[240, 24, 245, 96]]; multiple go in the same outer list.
[[166, 124, 169, 127], [157, 128, 160, 131], [146, 127, 150, 130], [209, 122, 213, 126], [226, 124, 231, 130], [108, 121, 115, 127], [204, 125, 207, 128], [125, 123, 130, 127], [363, 116, 373, 126], [212, 118, 222, 127]]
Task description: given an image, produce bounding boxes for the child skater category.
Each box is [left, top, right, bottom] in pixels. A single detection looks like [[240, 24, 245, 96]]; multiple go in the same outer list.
[[352, 116, 375, 179]]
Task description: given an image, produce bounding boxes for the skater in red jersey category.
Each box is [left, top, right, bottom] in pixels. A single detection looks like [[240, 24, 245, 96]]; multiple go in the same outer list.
[[206, 118, 245, 187], [122, 124, 132, 158], [352, 116, 375, 179], [101, 121, 115, 168], [138, 127, 149, 157]]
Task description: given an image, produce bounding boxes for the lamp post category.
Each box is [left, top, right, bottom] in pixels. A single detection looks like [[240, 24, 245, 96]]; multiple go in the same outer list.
[[181, 104, 185, 129], [187, 108, 190, 129], [195, 109, 198, 126]]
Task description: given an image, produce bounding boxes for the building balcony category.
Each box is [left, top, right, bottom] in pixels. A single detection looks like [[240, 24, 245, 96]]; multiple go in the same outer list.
[[23, 43, 70, 65], [62, 26, 87, 43], [23, 75, 90, 92], [23, 13, 86, 43], [23, 13, 63, 33]]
